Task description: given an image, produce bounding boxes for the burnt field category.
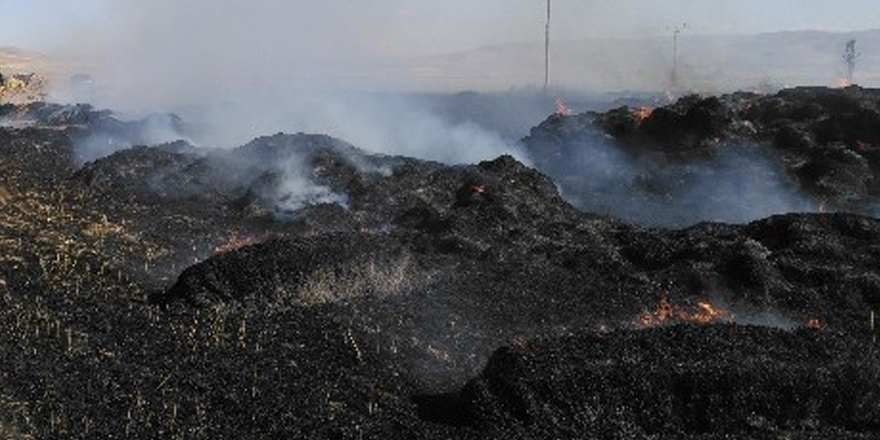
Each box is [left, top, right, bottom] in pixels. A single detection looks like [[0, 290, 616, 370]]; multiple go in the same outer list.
[[1, 88, 880, 439]]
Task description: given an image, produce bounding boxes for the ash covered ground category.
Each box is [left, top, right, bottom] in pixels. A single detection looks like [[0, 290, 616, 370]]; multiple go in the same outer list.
[[0, 88, 879, 439]]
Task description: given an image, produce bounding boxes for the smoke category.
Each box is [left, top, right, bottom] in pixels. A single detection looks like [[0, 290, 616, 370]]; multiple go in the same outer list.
[[544, 128, 815, 227], [264, 149, 350, 216], [43, 1, 532, 166], [73, 112, 189, 165], [42, 1, 829, 226], [185, 91, 527, 164], [735, 309, 798, 330]]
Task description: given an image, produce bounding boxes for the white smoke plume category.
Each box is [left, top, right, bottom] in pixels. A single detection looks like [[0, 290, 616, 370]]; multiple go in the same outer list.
[[269, 152, 349, 215], [44, 0, 532, 165], [73, 112, 188, 164], [546, 128, 815, 227]]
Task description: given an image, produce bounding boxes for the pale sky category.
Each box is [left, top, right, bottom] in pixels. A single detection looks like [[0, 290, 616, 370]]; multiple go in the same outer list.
[[1, 0, 879, 54], [2, 0, 879, 105]]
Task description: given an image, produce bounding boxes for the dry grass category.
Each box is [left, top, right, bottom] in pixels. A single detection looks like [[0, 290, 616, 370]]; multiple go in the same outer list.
[[0, 180, 171, 296], [83, 217, 126, 238], [0, 186, 11, 206], [295, 251, 421, 306], [0, 421, 33, 440]]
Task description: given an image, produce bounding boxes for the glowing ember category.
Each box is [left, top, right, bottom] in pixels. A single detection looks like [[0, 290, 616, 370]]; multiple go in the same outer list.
[[638, 297, 734, 327], [554, 96, 572, 116], [692, 302, 727, 324], [805, 318, 821, 329], [631, 106, 654, 125]]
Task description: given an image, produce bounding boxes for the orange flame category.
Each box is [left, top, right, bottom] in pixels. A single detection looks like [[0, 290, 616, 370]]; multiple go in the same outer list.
[[638, 297, 734, 327], [554, 96, 572, 116], [805, 318, 821, 329], [631, 106, 654, 125], [692, 302, 728, 324], [836, 77, 852, 88]]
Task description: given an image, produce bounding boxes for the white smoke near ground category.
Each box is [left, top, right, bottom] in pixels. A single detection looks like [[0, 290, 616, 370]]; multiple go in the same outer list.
[[73, 112, 189, 165], [735, 310, 798, 330], [549, 129, 815, 227], [667, 145, 816, 224], [39, 0, 540, 218], [39, 0, 831, 225], [270, 154, 349, 215], [44, 0, 530, 167], [185, 91, 527, 164]]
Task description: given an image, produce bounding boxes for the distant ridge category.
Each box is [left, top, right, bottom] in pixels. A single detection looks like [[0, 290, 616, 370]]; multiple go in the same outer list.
[[407, 29, 880, 93]]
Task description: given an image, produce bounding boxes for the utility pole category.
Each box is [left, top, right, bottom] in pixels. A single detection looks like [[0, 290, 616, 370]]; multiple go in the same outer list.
[[670, 23, 687, 90], [544, 0, 551, 92], [844, 39, 860, 85]]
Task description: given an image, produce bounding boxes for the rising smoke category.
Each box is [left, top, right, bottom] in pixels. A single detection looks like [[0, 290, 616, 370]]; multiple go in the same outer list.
[[42, 0, 833, 227], [542, 126, 816, 227], [39, 0, 547, 220], [46, 0, 531, 165]]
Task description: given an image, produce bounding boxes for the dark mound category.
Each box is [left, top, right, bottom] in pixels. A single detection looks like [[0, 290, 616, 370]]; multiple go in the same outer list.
[[524, 86, 880, 226], [460, 325, 880, 439]]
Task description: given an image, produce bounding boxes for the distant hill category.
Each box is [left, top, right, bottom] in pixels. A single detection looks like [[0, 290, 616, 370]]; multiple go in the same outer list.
[[6, 30, 880, 99], [407, 29, 880, 93]]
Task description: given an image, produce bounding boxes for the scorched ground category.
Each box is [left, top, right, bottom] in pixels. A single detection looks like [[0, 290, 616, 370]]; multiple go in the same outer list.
[[0, 93, 879, 439]]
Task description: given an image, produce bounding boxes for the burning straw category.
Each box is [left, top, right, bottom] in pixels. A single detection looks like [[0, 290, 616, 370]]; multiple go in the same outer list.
[[637, 296, 734, 328]]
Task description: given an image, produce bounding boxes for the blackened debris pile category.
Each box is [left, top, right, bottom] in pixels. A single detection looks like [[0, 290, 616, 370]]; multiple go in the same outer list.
[[1, 92, 880, 439], [461, 325, 880, 438], [0, 101, 186, 163], [524, 86, 880, 225]]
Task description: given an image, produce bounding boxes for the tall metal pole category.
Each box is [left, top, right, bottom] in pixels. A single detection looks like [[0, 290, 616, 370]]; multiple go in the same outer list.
[[544, 0, 550, 91], [672, 28, 679, 87], [670, 23, 686, 90], [844, 39, 859, 84]]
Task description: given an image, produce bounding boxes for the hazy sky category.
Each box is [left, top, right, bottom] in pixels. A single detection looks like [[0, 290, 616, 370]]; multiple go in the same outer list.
[[2, 0, 879, 53], [2, 0, 879, 111]]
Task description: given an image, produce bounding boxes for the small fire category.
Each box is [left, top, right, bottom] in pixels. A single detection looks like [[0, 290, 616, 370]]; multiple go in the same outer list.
[[805, 318, 821, 329], [638, 297, 734, 327], [631, 106, 654, 125], [856, 140, 872, 151], [836, 77, 852, 88], [818, 199, 828, 214], [554, 96, 572, 116]]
